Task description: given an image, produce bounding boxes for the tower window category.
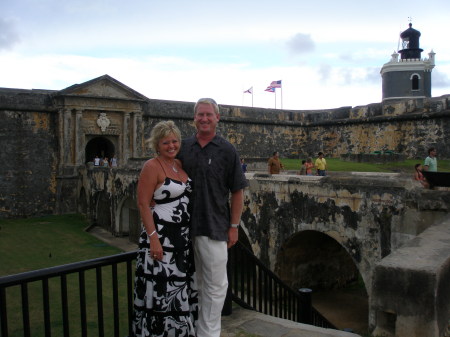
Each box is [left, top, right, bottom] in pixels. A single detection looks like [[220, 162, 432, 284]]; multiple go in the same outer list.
[[411, 74, 419, 91]]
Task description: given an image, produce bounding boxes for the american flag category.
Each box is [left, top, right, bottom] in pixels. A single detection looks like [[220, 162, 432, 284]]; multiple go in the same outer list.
[[265, 86, 275, 92], [243, 87, 253, 94], [270, 80, 282, 88]]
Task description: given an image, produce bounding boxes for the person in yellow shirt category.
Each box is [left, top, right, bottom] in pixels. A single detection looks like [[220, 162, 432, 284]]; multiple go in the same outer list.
[[315, 152, 327, 176]]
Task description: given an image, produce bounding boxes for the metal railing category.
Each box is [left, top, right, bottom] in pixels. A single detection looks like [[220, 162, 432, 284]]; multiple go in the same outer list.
[[0, 251, 137, 337], [228, 241, 336, 329], [0, 242, 335, 337]]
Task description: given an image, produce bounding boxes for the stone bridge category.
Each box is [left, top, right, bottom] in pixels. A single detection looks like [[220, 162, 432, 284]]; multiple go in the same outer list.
[[79, 166, 450, 337]]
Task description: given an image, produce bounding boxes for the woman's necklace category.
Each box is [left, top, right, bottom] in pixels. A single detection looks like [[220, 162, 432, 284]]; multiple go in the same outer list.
[[161, 157, 179, 173]]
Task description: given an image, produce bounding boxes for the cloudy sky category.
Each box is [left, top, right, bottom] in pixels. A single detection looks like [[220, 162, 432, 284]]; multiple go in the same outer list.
[[1, 0, 449, 110]]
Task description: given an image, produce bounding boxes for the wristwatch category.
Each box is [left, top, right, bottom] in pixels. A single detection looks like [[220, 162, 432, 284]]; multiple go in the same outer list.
[[230, 224, 239, 228]]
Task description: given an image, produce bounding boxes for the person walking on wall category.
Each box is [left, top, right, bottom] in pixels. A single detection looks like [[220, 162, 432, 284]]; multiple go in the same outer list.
[[268, 151, 284, 174], [177, 98, 248, 337], [315, 152, 327, 176], [133, 120, 198, 337], [423, 147, 438, 172]]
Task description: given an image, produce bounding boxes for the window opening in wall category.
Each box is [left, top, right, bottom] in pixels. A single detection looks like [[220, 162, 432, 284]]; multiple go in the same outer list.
[[412, 74, 419, 91]]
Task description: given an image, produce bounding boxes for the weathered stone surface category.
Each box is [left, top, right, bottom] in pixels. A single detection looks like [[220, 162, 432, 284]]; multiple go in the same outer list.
[[371, 216, 450, 337], [0, 109, 58, 218]]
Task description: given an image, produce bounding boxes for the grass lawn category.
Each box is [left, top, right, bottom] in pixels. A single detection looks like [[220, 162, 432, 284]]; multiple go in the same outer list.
[[0, 214, 122, 276], [0, 214, 132, 337], [281, 158, 450, 173]]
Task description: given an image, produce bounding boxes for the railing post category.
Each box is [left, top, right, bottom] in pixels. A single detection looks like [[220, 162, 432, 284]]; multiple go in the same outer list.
[[298, 288, 312, 324]]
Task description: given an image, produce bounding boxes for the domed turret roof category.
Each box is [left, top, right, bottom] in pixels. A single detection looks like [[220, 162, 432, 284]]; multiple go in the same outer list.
[[400, 23, 421, 39]]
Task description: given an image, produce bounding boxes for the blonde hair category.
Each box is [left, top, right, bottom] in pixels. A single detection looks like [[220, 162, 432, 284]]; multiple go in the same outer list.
[[147, 120, 181, 153]]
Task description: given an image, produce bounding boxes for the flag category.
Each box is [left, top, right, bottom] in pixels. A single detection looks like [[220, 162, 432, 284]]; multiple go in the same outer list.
[[270, 80, 282, 88], [243, 87, 253, 94], [265, 86, 275, 92]]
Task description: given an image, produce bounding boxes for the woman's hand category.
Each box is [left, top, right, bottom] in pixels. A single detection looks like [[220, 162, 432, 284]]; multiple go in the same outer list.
[[149, 234, 163, 261]]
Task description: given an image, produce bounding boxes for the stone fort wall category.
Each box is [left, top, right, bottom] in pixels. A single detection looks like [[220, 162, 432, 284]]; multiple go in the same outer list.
[[143, 95, 450, 160], [0, 83, 449, 219]]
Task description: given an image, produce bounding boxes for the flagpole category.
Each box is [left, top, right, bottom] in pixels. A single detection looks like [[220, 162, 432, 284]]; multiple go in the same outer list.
[[252, 90, 254, 107], [281, 86, 283, 109], [275, 90, 277, 109]]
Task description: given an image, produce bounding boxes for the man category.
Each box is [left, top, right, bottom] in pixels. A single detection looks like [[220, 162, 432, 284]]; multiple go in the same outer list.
[[177, 98, 247, 337], [268, 151, 283, 174], [315, 152, 327, 176], [423, 147, 437, 172]]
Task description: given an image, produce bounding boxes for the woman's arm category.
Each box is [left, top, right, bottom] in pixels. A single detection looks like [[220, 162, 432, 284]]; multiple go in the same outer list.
[[137, 159, 164, 259]]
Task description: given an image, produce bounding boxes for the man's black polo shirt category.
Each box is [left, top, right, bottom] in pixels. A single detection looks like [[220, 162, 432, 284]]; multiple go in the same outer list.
[[177, 135, 248, 241]]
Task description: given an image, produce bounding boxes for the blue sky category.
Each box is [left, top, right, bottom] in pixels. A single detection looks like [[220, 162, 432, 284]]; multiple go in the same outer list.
[[1, 0, 449, 109]]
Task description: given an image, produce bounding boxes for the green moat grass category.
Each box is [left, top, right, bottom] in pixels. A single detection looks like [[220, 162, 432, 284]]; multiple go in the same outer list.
[[0, 214, 131, 337]]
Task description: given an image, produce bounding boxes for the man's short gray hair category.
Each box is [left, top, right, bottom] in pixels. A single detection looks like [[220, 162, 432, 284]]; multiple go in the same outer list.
[[194, 98, 219, 115]]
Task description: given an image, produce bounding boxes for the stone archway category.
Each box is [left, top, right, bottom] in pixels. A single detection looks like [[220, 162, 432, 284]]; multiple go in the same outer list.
[[276, 230, 360, 291], [116, 196, 140, 240], [276, 229, 369, 333], [78, 187, 88, 215], [85, 136, 116, 164]]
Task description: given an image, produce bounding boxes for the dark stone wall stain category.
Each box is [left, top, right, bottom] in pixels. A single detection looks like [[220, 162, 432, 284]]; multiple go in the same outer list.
[[373, 207, 397, 258]]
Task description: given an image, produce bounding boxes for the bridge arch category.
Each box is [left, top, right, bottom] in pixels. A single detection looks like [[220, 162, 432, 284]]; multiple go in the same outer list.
[[275, 230, 363, 291], [115, 195, 140, 240]]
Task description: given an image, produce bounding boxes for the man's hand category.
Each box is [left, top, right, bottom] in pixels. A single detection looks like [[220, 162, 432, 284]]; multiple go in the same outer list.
[[227, 227, 238, 248]]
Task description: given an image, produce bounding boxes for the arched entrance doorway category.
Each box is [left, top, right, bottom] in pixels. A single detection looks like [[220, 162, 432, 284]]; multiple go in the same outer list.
[[85, 137, 115, 164]]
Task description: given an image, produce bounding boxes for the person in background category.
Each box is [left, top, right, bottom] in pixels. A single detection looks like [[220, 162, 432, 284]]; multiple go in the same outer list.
[[133, 120, 197, 337], [102, 157, 109, 167], [177, 98, 247, 337], [315, 152, 327, 176], [268, 151, 283, 174], [305, 157, 314, 176], [423, 147, 437, 172], [110, 154, 118, 167], [94, 155, 100, 166], [299, 160, 307, 175], [414, 163, 428, 188], [241, 158, 248, 173]]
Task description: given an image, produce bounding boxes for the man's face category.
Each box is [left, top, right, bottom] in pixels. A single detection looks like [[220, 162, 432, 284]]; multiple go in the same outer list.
[[431, 149, 437, 157], [194, 103, 220, 135]]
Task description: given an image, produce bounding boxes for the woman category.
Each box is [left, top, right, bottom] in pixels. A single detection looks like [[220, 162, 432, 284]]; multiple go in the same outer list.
[[414, 163, 429, 188], [132, 120, 198, 337], [305, 157, 314, 176]]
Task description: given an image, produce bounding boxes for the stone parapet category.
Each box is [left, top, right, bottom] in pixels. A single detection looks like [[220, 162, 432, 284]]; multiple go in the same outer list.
[[371, 216, 450, 337]]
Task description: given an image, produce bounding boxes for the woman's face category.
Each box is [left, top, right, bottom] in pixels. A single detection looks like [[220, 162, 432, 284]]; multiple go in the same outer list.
[[157, 133, 180, 159]]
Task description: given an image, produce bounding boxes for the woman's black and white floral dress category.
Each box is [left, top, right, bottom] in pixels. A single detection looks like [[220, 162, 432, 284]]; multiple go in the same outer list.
[[132, 177, 198, 337]]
